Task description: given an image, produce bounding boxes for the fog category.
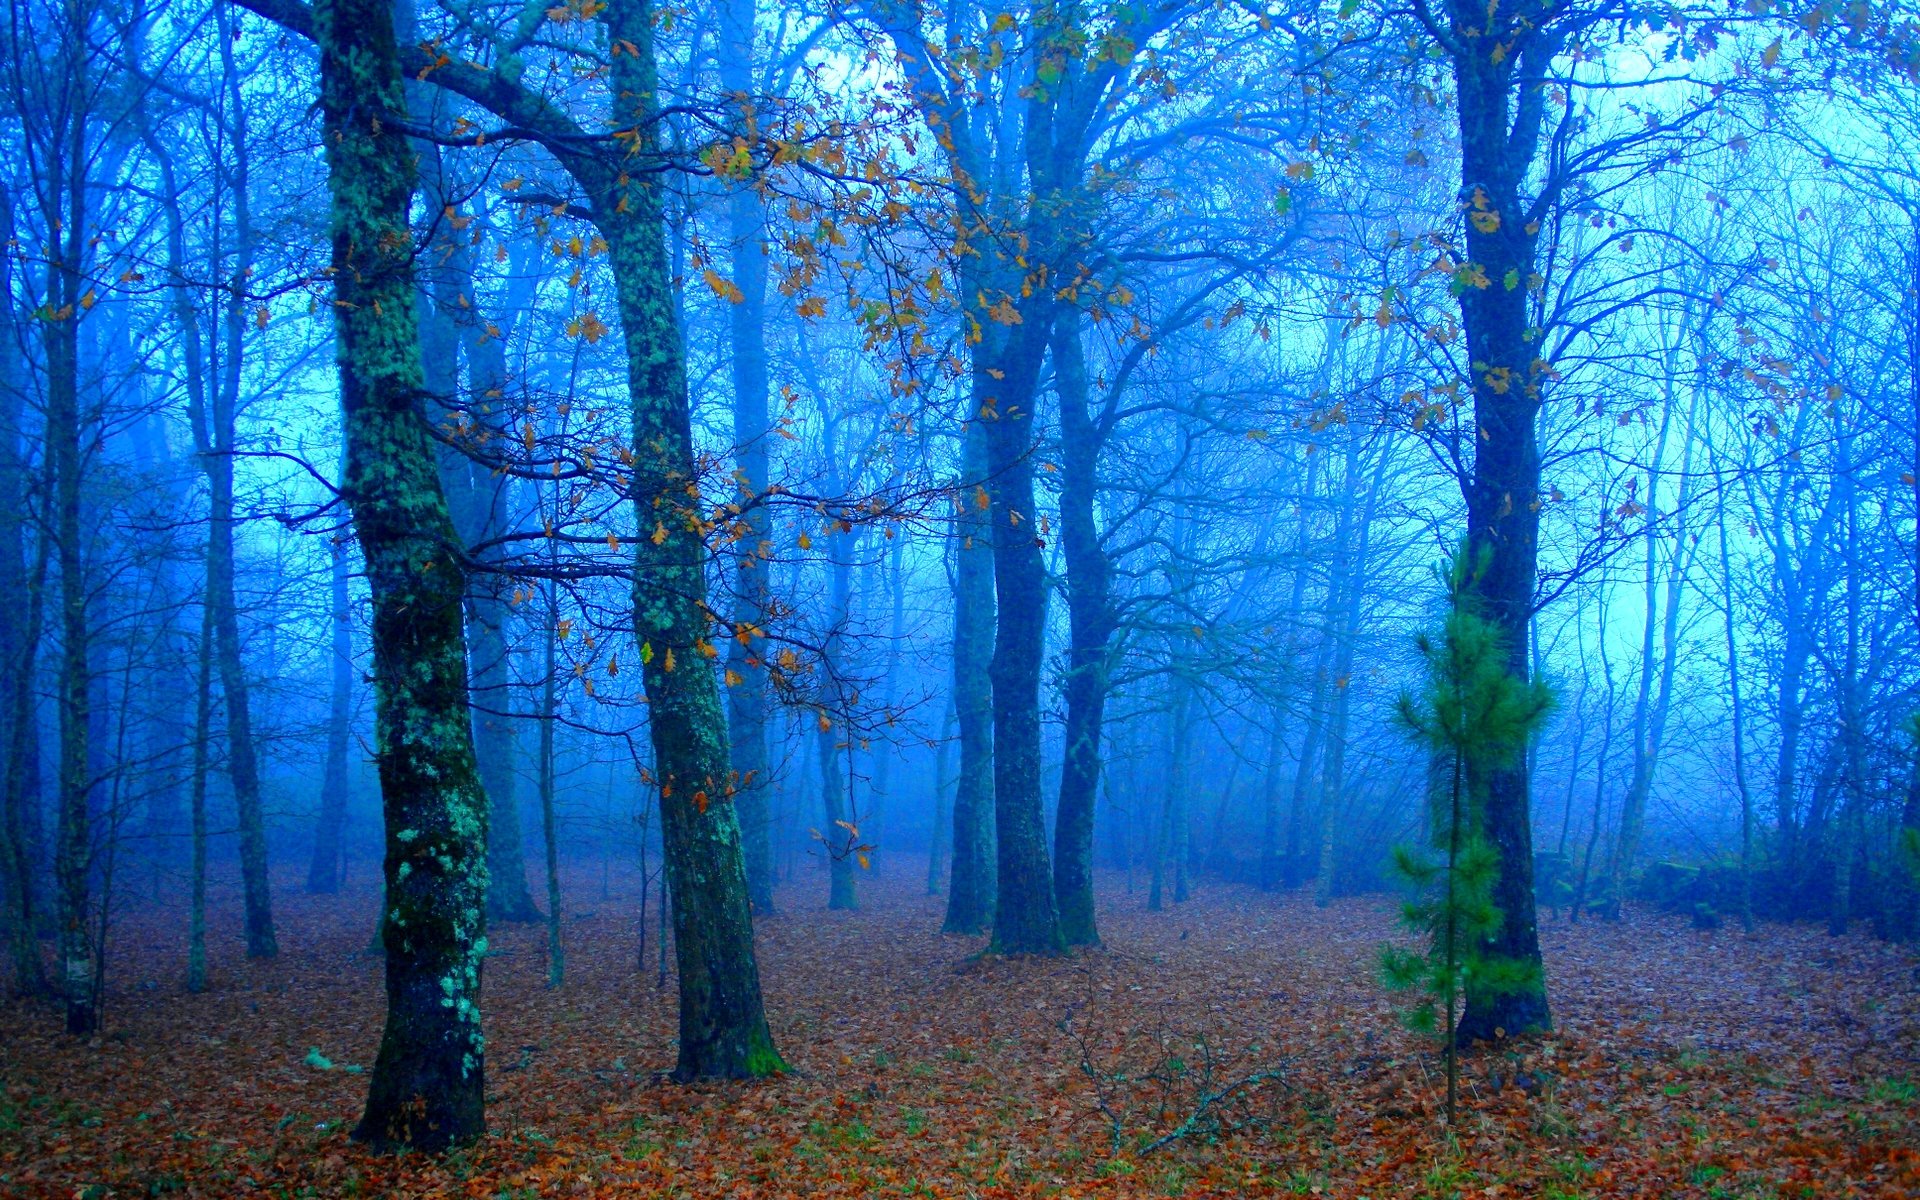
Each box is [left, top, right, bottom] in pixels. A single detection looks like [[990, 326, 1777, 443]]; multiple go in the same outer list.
[[2, 0, 1917, 1192]]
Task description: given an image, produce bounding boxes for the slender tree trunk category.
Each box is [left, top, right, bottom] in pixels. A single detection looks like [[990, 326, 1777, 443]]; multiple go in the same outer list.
[[1170, 685, 1192, 905], [817, 722, 857, 910], [540, 585, 564, 984], [187, 593, 213, 993], [406, 118, 543, 930], [307, 538, 354, 893], [929, 701, 953, 896], [867, 534, 905, 875], [1716, 495, 1754, 933], [210, 11, 277, 960], [1830, 422, 1865, 938], [818, 502, 858, 912], [1315, 435, 1389, 905], [46, 71, 96, 1035], [1610, 383, 1697, 903], [1277, 448, 1321, 887], [316, 0, 490, 1149], [0, 545, 47, 996], [718, 0, 776, 914], [1286, 643, 1330, 888], [1257, 716, 1284, 893], [1150, 679, 1193, 910]]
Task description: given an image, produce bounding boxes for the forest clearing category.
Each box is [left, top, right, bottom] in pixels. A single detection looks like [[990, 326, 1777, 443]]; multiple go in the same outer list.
[[4, 869, 1916, 1198]]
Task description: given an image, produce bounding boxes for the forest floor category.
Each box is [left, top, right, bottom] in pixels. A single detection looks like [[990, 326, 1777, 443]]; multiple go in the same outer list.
[[2, 862, 1917, 1199]]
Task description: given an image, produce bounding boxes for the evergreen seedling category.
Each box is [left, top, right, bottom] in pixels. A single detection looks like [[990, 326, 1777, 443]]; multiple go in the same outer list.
[[1381, 543, 1554, 1127]]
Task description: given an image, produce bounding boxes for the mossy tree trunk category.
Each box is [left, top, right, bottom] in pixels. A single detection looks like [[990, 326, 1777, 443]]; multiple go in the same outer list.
[[247, 0, 783, 1084], [602, 0, 783, 1080], [314, 0, 489, 1151]]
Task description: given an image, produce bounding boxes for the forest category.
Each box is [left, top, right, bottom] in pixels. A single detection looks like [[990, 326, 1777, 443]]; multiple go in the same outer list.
[[1, 0, 1918, 1194]]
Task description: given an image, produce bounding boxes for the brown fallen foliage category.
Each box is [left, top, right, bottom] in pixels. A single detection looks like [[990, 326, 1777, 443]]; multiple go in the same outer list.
[[2, 862, 1916, 1198]]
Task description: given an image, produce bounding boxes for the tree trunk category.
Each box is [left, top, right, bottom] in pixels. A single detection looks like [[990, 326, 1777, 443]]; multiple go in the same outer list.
[[1257, 716, 1284, 893], [187, 593, 214, 993], [1447, 12, 1553, 1040], [1315, 435, 1384, 906], [980, 325, 1063, 955], [1150, 678, 1193, 910], [407, 129, 542, 930], [45, 65, 96, 1035], [929, 700, 954, 896], [601, 0, 782, 1080], [1051, 314, 1111, 946], [718, 0, 776, 915], [867, 534, 905, 875], [540, 586, 564, 984], [209, 12, 277, 960], [1715, 493, 1755, 933], [316, 0, 489, 1150], [1830, 420, 1865, 938], [1610, 382, 1697, 903], [306, 537, 354, 893], [817, 498, 858, 912], [943, 423, 996, 935], [0, 185, 47, 997]]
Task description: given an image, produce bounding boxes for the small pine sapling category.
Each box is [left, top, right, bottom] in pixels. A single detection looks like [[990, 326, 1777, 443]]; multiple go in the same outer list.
[[1380, 542, 1554, 1128]]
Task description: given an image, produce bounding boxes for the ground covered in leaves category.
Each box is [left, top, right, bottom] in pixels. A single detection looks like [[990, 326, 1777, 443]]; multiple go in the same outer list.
[[3, 862, 1917, 1198]]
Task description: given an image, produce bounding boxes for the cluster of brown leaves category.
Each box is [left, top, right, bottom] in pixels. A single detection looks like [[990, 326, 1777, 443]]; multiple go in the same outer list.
[[2, 864, 1916, 1198]]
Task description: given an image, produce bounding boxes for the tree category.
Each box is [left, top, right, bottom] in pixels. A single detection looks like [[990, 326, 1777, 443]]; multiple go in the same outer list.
[[194, 6, 276, 958], [237, 0, 785, 1085], [717, 0, 778, 916], [312, 0, 490, 1150], [1382, 543, 1553, 1124]]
